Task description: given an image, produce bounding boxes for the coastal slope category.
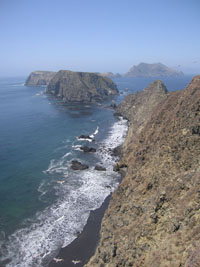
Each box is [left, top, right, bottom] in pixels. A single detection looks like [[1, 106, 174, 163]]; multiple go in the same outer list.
[[46, 70, 118, 102], [25, 71, 56, 86], [124, 62, 183, 77], [86, 75, 200, 266]]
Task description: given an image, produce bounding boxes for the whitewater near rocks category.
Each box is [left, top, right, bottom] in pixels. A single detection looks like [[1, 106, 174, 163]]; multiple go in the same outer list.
[[0, 116, 128, 267]]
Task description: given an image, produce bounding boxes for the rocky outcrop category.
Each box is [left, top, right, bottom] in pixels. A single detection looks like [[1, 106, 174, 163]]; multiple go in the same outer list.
[[46, 70, 118, 102], [25, 71, 56, 86], [86, 75, 200, 267], [100, 72, 122, 78], [95, 165, 106, 171], [80, 146, 96, 153], [71, 160, 89, 170], [124, 62, 183, 77], [115, 80, 168, 137]]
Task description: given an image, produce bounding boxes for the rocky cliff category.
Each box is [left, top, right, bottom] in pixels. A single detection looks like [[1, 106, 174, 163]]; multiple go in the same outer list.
[[25, 71, 56, 86], [86, 75, 200, 267], [46, 70, 118, 102], [124, 63, 183, 77]]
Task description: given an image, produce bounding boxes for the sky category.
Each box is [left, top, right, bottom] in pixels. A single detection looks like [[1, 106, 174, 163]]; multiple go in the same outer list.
[[0, 0, 199, 76]]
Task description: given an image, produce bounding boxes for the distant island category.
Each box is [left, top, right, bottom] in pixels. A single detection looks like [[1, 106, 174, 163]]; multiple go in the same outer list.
[[25, 71, 56, 86], [25, 70, 118, 103], [46, 70, 118, 102], [25, 63, 184, 88], [99, 72, 122, 78], [124, 62, 183, 77]]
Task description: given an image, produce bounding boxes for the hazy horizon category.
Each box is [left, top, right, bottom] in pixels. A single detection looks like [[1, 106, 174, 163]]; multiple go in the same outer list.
[[0, 0, 199, 77]]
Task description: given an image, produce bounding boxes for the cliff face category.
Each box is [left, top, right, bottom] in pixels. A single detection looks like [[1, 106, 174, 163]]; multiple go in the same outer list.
[[46, 70, 118, 102], [124, 63, 183, 77], [86, 75, 200, 267], [25, 71, 56, 86]]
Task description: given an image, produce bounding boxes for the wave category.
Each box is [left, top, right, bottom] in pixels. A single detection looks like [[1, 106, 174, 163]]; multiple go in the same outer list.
[[77, 125, 99, 142], [0, 118, 128, 267], [89, 126, 99, 139]]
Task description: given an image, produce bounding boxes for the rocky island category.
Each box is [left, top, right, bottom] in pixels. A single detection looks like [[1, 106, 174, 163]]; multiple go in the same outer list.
[[100, 72, 122, 78], [46, 70, 118, 102], [124, 62, 183, 77], [86, 75, 200, 266], [25, 71, 56, 86]]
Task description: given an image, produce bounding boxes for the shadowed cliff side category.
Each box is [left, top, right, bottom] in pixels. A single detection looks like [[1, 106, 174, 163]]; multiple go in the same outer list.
[[85, 75, 200, 267]]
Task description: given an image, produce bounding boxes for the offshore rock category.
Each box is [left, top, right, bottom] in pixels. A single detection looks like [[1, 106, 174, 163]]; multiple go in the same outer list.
[[71, 160, 89, 170], [46, 70, 118, 102], [25, 71, 56, 86], [80, 146, 96, 153], [94, 165, 106, 171], [86, 75, 200, 267], [78, 135, 93, 140]]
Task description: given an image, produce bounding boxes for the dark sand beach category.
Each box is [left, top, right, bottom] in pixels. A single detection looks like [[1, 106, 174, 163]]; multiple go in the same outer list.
[[48, 195, 111, 267]]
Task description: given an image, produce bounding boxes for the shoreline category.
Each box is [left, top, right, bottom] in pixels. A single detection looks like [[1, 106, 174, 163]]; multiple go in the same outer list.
[[48, 194, 111, 267]]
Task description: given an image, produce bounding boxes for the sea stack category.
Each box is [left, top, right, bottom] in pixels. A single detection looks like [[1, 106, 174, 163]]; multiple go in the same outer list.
[[46, 70, 118, 102], [25, 71, 56, 86]]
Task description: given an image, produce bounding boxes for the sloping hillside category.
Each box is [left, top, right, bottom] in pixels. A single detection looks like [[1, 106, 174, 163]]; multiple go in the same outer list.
[[86, 75, 200, 267]]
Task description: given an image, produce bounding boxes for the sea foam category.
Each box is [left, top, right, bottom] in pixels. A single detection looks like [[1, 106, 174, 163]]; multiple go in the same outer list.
[[0, 117, 128, 267]]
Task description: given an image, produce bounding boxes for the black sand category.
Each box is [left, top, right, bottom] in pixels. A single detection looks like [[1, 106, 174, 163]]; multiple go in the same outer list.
[[48, 195, 111, 267]]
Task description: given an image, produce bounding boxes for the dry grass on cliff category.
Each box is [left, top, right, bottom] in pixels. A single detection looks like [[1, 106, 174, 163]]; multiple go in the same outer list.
[[86, 75, 200, 267]]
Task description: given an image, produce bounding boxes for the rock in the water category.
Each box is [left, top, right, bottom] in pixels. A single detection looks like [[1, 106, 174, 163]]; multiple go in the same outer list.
[[25, 71, 56, 86], [78, 135, 93, 140], [71, 160, 89, 170], [46, 70, 118, 102], [80, 146, 96, 153], [94, 165, 106, 171], [110, 100, 117, 109]]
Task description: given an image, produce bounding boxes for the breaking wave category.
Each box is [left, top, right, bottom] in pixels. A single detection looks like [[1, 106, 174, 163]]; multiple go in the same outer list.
[[0, 118, 128, 267]]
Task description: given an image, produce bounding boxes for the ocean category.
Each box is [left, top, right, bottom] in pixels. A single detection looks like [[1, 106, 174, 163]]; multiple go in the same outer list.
[[0, 74, 193, 266]]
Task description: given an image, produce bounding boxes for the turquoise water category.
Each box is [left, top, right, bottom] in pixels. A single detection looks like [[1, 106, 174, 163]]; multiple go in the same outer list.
[[0, 75, 193, 266]]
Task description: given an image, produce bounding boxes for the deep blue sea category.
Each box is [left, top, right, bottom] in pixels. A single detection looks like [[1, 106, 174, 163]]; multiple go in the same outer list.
[[0, 75, 193, 266]]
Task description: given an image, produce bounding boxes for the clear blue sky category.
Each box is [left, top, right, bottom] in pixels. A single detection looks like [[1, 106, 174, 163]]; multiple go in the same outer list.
[[0, 0, 199, 76]]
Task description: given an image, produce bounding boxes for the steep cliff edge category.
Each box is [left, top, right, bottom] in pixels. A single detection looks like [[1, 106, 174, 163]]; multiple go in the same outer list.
[[46, 70, 118, 102], [86, 75, 200, 267], [25, 71, 56, 86]]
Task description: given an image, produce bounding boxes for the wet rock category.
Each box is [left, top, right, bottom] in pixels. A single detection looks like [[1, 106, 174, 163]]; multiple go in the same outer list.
[[110, 100, 117, 109], [78, 135, 93, 140], [71, 160, 89, 170], [95, 165, 106, 171], [80, 146, 96, 153]]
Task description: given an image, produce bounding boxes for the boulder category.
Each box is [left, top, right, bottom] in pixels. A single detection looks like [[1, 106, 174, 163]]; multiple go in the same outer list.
[[78, 135, 93, 140], [94, 165, 106, 171], [71, 160, 89, 170], [80, 146, 96, 153]]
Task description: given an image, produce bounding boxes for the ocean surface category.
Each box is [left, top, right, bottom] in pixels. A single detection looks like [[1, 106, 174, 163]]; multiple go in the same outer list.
[[0, 74, 193, 266]]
